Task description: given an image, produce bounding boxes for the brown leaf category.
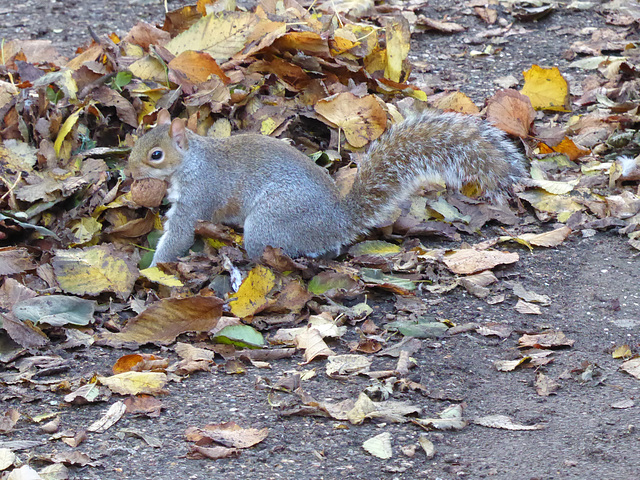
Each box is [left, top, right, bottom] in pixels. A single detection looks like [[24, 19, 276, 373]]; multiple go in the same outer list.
[[124, 394, 163, 417], [486, 89, 535, 138], [96, 296, 223, 346], [519, 331, 574, 349], [535, 372, 560, 396], [0, 408, 20, 433], [90, 85, 138, 127], [107, 210, 156, 238], [187, 444, 240, 460], [123, 21, 171, 50], [185, 421, 268, 449], [417, 16, 467, 33], [1, 312, 49, 349], [0, 277, 37, 310]]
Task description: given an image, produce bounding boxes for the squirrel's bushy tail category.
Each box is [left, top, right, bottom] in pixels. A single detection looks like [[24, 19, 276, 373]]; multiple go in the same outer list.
[[341, 110, 526, 236]]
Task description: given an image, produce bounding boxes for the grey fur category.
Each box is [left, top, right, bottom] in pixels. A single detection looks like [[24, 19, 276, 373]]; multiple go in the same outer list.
[[128, 110, 527, 262]]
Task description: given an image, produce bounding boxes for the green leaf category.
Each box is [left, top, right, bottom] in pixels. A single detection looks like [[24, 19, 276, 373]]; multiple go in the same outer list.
[[359, 268, 416, 291], [46, 85, 63, 103], [308, 272, 358, 295], [212, 324, 265, 349], [386, 316, 449, 338], [108, 71, 134, 92]]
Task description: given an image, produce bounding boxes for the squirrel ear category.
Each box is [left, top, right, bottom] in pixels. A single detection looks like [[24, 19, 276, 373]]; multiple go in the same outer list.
[[157, 109, 171, 126], [169, 118, 188, 150]]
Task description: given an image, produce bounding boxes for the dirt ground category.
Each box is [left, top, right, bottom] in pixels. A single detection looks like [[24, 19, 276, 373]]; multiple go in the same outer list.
[[1, 1, 640, 480]]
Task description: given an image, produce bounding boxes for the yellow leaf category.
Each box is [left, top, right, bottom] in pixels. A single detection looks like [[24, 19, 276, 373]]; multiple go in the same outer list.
[[52, 245, 139, 299], [517, 190, 583, 219], [140, 267, 184, 287], [431, 91, 479, 114], [529, 178, 578, 195], [93, 191, 137, 214], [384, 17, 410, 83], [128, 56, 167, 83], [54, 109, 82, 156], [229, 265, 277, 318], [314, 92, 387, 148], [98, 371, 167, 395], [165, 11, 259, 63], [612, 345, 632, 359], [69, 217, 102, 246], [521, 65, 570, 112], [260, 117, 278, 135], [348, 240, 401, 257], [364, 48, 386, 75]]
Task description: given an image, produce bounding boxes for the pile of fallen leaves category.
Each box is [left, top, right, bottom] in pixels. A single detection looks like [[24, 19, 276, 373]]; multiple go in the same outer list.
[[1, 0, 640, 475]]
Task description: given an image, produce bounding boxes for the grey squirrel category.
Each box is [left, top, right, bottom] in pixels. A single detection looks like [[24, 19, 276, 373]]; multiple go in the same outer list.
[[127, 109, 526, 265]]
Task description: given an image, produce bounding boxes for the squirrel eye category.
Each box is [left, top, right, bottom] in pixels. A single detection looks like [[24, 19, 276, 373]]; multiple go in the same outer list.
[[149, 148, 164, 163]]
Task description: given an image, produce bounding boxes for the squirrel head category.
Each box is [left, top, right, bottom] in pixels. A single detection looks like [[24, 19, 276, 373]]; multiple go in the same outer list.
[[127, 109, 189, 181]]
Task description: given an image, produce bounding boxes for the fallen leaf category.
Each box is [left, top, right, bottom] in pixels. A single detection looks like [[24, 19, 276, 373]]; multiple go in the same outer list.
[[97, 296, 223, 346], [473, 414, 545, 430], [535, 372, 560, 396], [86, 401, 127, 433], [443, 248, 519, 275], [362, 432, 393, 459], [185, 422, 268, 448], [494, 357, 530, 372], [0, 409, 20, 434], [418, 435, 435, 459], [139, 267, 184, 287], [315, 92, 387, 148], [326, 354, 372, 377], [621, 357, 640, 379], [486, 89, 535, 137], [52, 245, 139, 299], [12, 295, 95, 327], [228, 265, 277, 318], [0, 247, 35, 275], [519, 332, 574, 349], [112, 353, 169, 373], [294, 326, 336, 363], [521, 65, 570, 112], [513, 226, 572, 248], [165, 11, 260, 62], [211, 324, 265, 349], [514, 299, 542, 314], [511, 283, 551, 305], [98, 372, 168, 396]]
